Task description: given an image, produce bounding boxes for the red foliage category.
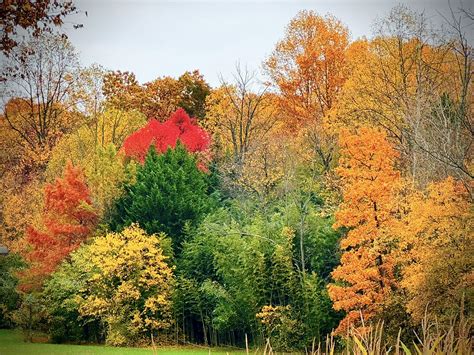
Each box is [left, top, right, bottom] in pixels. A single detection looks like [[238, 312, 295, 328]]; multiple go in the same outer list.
[[122, 108, 211, 164], [20, 163, 97, 291]]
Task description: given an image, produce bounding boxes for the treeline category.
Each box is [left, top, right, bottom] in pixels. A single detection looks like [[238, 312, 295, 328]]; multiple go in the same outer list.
[[0, 4, 472, 352]]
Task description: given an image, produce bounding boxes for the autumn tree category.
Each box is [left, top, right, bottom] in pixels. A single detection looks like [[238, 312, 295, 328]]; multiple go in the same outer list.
[[141, 76, 182, 120], [205, 66, 282, 194], [264, 10, 349, 172], [329, 5, 473, 186], [102, 69, 210, 121], [73, 64, 107, 125], [21, 163, 97, 290], [102, 70, 143, 112], [121, 108, 210, 165], [328, 127, 402, 333], [75, 225, 174, 346], [44, 107, 145, 217], [0, 0, 77, 54], [1, 34, 81, 176], [178, 70, 211, 120], [397, 177, 473, 323]]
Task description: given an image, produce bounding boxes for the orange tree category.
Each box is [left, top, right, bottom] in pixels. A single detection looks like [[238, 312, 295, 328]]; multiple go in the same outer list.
[[328, 127, 402, 333]]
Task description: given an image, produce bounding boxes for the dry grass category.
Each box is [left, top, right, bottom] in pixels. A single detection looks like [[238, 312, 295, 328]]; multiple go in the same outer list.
[[261, 310, 472, 355]]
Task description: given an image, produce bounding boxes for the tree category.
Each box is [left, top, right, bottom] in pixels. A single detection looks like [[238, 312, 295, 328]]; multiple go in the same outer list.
[[206, 66, 277, 168], [102, 70, 143, 113], [264, 10, 349, 126], [177, 193, 340, 348], [44, 108, 145, 217], [178, 70, 211, 120], [121, 108, 210, 165], [0, 253, 24, 328], [112, 143, 214, 251], [102, 69, 211, 121], [21, 163, 97, 291], [1, 34, 81, 176], [397, 177, 473, 323], [42, 255, 102, 343], [328, 5, 473, 186], [328, 127, 402, 333], [264, 11, 349, 172], [204, 66, 281, 194], [71, 225, 174, 346], [0, 0, 77, 54], [142, 76, 182, 120]]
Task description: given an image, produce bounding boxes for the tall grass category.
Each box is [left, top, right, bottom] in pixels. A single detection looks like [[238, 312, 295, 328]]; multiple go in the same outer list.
[[262, 310, 472, 355]]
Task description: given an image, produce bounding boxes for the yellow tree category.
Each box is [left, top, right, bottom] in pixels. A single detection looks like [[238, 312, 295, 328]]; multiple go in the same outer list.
[[328, 127, 402, 333], [77, 224, 174, 346], [397, 177, 473, 323], [327, 5, 473, 185]]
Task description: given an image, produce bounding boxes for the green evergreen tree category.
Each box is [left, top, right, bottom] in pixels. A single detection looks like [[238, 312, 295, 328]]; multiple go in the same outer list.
[[111, 142, 214, 251]]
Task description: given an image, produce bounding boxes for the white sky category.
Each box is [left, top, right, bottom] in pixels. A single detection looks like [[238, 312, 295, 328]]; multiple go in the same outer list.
[[63, 0, 472, 87]]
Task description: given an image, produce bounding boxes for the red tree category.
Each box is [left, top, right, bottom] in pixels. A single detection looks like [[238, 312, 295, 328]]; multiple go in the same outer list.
[[21, 163, 97, 291], [122, 108, 211, 163]]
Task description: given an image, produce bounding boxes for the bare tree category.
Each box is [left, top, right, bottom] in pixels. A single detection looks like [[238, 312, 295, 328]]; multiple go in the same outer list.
[[217, 64, 278, 169], [406, 4, 474, 186], [1, 33, 80, 152]]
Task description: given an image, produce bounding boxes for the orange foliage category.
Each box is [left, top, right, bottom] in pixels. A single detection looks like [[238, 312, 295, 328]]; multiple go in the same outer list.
[[328, 127, 402, 333], [20, 163, 98, 291], [264, 10, 349, 129], [396, 177, 474, 322]]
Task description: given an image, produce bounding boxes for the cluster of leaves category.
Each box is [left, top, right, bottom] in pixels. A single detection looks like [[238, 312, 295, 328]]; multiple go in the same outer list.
[[21, 164, 98, 291], [175, 196, 341, 349], [121, 109, 210, 165], [1, 0, 77, 54], [112, 143, 215, 251], [103, 70, 211, 120]]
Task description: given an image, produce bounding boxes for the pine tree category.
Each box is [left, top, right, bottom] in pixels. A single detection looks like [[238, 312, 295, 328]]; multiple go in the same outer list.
[[111, 143, 213, 252]]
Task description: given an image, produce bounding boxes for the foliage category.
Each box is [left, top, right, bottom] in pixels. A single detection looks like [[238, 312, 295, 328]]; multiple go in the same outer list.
[[76, 225, 174, 346], [397, 177, 474, 323], [102, 70, 211, 121], [204, 68, 282, 195], [328, 127, 402, 333], [21, 163, 97, 291], [122, 109, 210, 166], [264, 10, 350, 172], [111, 143, 214, 251], [326, 6, 473, 185], [1, 34, 81, 177], [0, 253, 24, 328], [264, 10, 349, 127], [11, 292, 48, 342], [176, 194, 340, 349], [42, 245, 103, 344], [0, 0, 77, 54], [177, 70, 211, 120], [45, 107, 145, 217]]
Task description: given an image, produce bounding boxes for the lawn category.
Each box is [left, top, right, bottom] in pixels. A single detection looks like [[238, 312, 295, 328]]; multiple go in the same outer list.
[[0, 329, 246, 355]]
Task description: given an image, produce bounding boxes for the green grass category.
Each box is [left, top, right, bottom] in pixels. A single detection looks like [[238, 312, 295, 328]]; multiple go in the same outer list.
[[0, 329, 246, 355]]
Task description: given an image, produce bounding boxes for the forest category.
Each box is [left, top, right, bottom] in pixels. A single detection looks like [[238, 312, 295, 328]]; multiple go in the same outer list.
[[0, 1, 473, 354]]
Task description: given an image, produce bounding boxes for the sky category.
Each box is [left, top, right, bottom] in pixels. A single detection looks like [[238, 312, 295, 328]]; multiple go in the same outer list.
[[63, 0, 472, 87]]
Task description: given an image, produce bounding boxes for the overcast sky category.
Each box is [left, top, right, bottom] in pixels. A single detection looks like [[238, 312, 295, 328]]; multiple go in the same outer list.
[[63, 0, 472, 87]]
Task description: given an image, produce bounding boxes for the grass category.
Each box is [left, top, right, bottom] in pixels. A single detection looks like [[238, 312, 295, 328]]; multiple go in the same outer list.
[[0, 329, 246, 355]]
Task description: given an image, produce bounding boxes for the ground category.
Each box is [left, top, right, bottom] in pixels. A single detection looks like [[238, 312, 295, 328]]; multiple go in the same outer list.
[[0, 330, 246, 355]]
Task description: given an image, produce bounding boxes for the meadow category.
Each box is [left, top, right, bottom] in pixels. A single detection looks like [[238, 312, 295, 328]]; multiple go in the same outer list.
[[0, 330, 246, 355]]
